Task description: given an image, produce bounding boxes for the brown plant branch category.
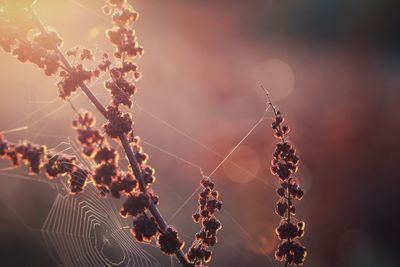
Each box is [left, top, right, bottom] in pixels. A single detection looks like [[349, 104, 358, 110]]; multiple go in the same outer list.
[[28, 6, 190, 267]]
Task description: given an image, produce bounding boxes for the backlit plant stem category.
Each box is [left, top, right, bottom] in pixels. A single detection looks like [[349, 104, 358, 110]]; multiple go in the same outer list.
[[262, 85, 307, 266], [28, 6, 190, 267], [264, 87, 291, 267]]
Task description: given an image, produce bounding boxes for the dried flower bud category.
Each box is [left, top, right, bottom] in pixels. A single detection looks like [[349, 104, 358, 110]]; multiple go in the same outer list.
[[103, 105, 133, 138], [157, 227, 184, 255], [57, 64, 93, 100], [33, 31, 63, 50], [131, 214, 158, 242], [93, 163, 118, 188], [120, 192, 150, 217], [68, 166, 89, 194], [80, 48, 94, 61]]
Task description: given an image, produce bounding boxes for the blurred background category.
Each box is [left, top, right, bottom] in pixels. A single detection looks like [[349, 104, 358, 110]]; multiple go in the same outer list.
[[1, 0, 399, 266]]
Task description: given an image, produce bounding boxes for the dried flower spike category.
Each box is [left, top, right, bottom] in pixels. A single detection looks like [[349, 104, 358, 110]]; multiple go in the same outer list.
[[262, 86, 307, 266], [187, 176, 222, 266]]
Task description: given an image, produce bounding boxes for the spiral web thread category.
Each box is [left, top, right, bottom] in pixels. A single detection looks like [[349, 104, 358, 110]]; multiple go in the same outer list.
[[41, 185, 161, 267]]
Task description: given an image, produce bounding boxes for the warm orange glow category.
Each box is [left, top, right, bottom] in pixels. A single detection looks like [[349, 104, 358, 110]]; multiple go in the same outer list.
[[88, 27, 101, 39], [222, 145, 260, 184]]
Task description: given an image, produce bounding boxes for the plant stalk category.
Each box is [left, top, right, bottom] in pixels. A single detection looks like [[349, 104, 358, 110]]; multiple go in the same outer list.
[[262, 85, 292, 267], [28, 6, 191, 267]]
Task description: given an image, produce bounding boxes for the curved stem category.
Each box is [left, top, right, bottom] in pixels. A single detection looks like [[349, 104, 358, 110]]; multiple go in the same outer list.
[[28, 6, 191, 267]]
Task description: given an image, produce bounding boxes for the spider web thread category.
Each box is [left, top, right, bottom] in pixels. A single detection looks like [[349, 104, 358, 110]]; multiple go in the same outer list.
[[0, 1, 280, 266]]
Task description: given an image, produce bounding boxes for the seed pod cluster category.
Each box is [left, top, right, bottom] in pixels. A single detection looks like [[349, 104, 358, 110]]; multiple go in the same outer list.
[[269, 107, 307, 265], [187, 177, 222, 266], [0, 132, 89, 194]]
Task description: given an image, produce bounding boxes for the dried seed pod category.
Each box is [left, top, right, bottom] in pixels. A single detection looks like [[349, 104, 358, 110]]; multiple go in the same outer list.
[[264, 89, 307, 266], [187, 176, 222, 265]]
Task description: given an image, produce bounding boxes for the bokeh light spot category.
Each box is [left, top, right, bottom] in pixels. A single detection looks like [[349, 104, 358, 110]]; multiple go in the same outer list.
[[88, 27, 101, 39], [253, 58, 295, 101], [222, 145, 260, 184]]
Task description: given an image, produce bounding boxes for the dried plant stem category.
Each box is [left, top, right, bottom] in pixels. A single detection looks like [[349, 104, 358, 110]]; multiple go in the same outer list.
[[28, 7, 190, 267], [262, 85, 293, 267]]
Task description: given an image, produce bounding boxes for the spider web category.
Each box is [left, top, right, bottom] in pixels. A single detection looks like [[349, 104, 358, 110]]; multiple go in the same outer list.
[[0, 1, 281, 266], [1, 105, 276, 267], [1, 89, 277, 267], [0, 77, 164, 267], [0, 144, 164, 267], [0, 98, 274, 267], [41, 185, 161, 267], [0, 87, 277, 267]]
